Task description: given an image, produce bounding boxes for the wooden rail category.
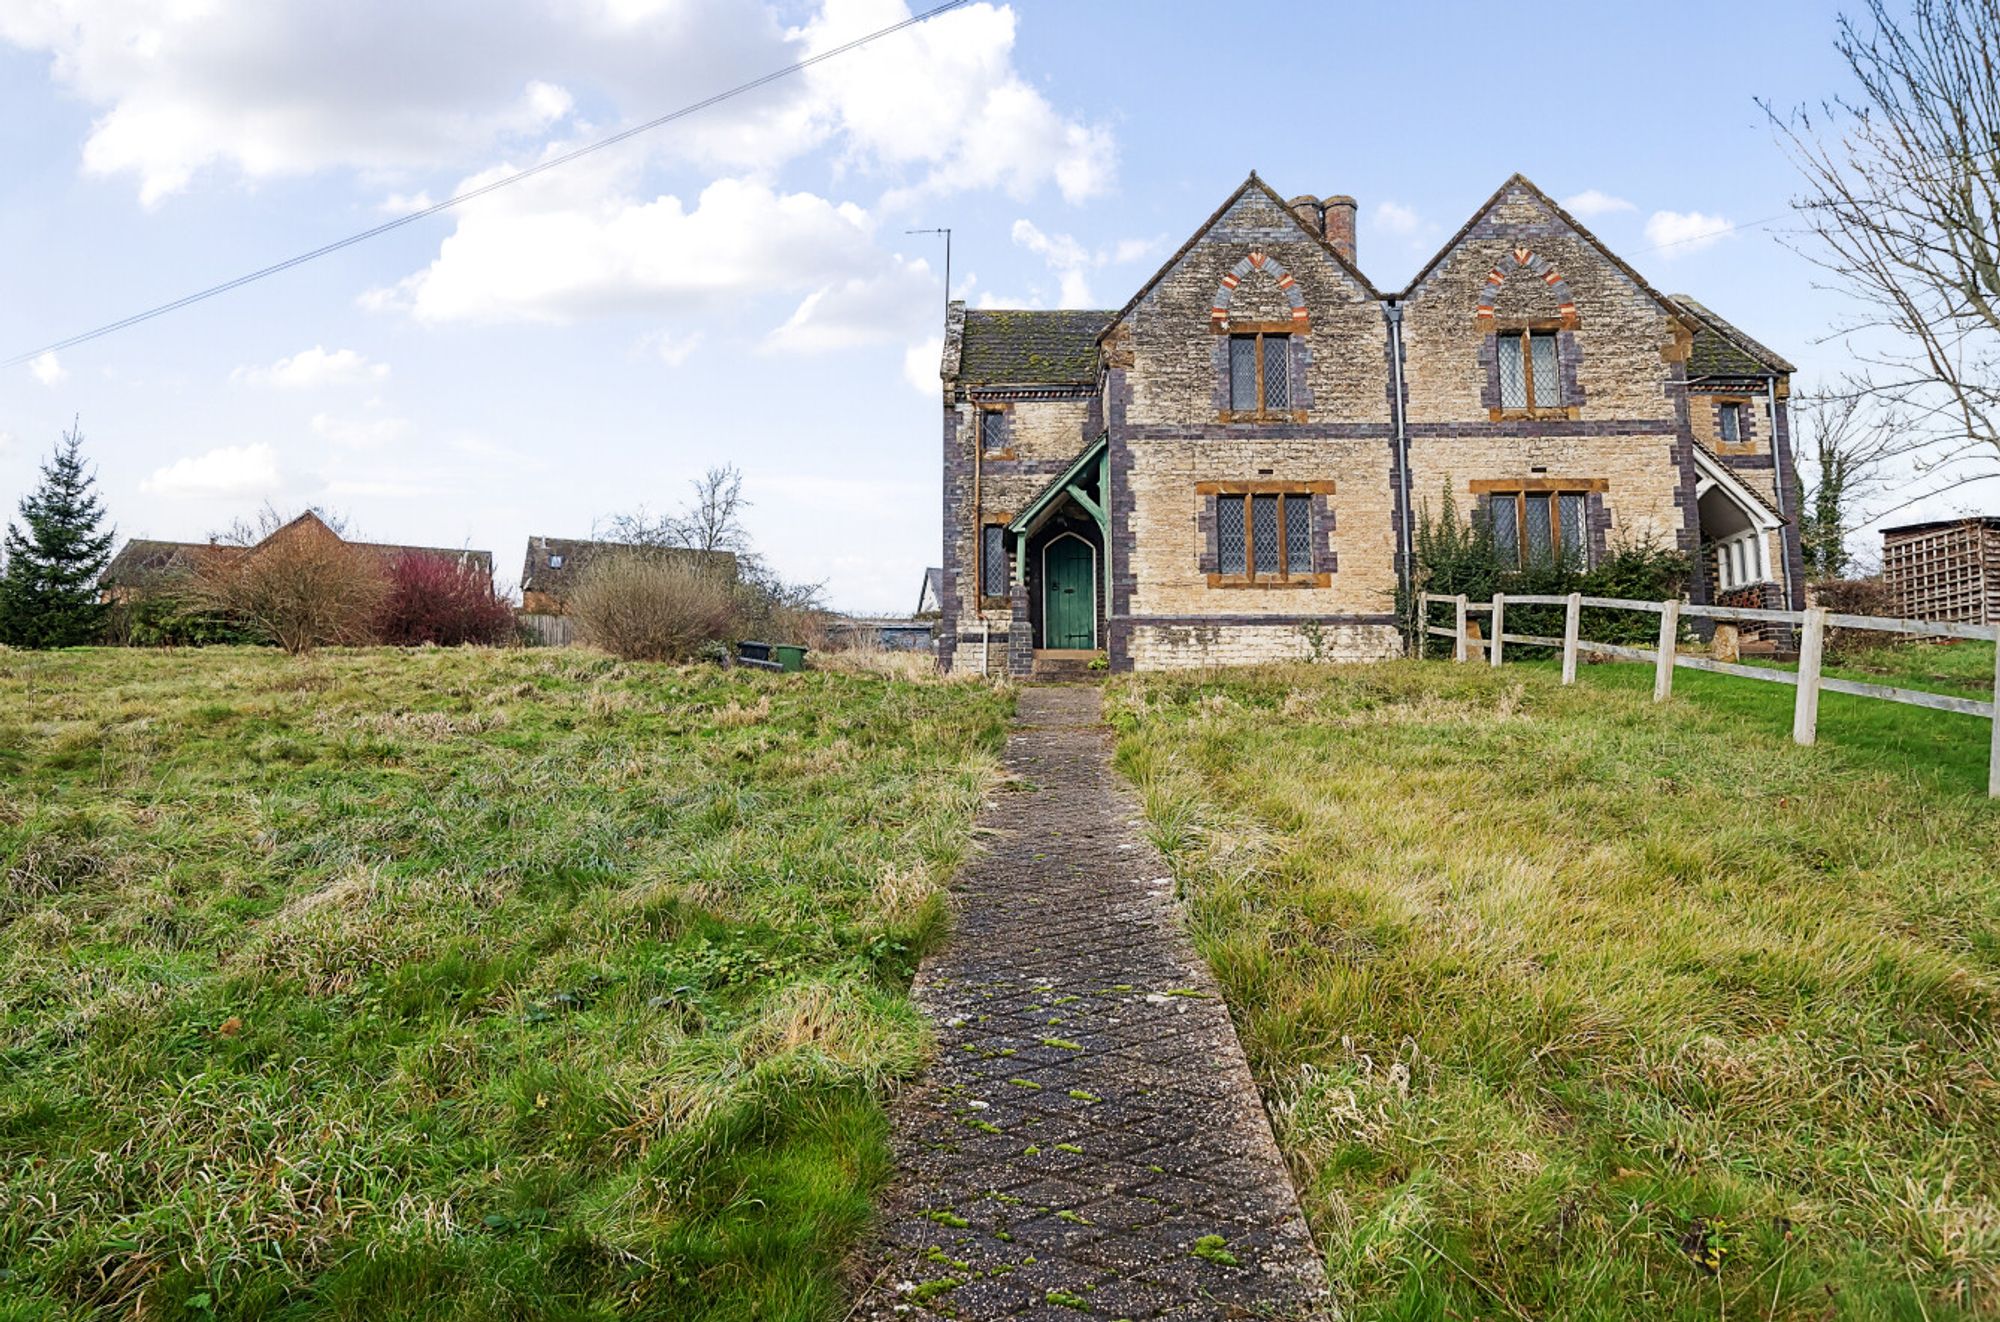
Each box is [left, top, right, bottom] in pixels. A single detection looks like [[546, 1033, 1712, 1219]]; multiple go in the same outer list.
[[1418, 591, 2000, 796]]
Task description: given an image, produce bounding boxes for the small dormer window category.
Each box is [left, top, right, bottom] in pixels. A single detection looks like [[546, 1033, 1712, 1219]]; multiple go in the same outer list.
[[548, 554, 564, 569], [1718, 402, 1742, 444]]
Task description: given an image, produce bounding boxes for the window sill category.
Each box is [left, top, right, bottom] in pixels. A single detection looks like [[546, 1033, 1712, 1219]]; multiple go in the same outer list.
[[978, 595, 1014, 610], [980, 449, 1016, 461], [1216, 409, 1309, 425], [1712, 442, 1759, 456], [1205, 573, 1332, 589], [1488, 406, 1580, 422]]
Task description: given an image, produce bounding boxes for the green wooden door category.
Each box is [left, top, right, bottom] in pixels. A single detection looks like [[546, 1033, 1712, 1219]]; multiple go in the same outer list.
[[1043, 536, 1095, 649]]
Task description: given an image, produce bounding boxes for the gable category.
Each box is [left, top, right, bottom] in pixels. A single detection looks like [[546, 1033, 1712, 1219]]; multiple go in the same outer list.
[[1400, 174, 1682, 324], [1103, 174, 1378, 343]]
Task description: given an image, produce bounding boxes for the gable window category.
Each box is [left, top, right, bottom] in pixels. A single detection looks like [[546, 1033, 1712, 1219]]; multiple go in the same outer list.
[[1718, 401, 1743, 444], [1227, 331, 1291, 417], [979, 408, 1008, 456], [1482, 487, 1596, 569], [1497, 329, 1562, 412], [980, 524, 1010, 599], [548, 554, 564, 569], [1204, 482, 1330, 586]]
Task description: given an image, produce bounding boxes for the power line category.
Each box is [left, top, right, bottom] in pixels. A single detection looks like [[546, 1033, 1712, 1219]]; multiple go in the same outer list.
[[3, 0, 972, 370]]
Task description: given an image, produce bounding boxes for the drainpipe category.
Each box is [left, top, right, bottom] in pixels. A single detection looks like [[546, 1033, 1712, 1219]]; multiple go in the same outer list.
[[1768, 375, 1797, 611], [1386, 303, 1414, 593], [971, 399, 987, 673]]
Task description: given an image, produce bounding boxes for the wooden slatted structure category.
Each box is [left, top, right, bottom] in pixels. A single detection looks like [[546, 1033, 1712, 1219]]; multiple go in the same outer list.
[[1882, 517, 2000, 624]]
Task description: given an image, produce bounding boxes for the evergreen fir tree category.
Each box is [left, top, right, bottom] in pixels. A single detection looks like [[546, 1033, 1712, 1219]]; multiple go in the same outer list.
[[0, 419, 114, 648]]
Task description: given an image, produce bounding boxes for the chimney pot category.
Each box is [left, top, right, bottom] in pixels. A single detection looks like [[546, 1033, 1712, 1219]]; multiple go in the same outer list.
[[1286, 194, 1324, 237], [1322, 194, 1358, 266]]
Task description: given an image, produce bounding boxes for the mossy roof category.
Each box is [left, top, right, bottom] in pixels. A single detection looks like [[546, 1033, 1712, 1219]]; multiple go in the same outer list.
[[1673, 294, 1796, 377], [957, 309, 1110, 386]]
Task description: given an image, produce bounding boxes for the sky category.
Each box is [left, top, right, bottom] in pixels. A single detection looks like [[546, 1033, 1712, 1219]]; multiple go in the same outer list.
[[0, 0, 1968, 609]]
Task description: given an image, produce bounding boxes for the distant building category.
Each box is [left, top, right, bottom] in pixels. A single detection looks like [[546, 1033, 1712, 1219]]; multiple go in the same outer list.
[[518, 535, 737, 614], [101, 511, 492, 600], [917, 567, 943, 618], [1881, 517, 2000, 623]]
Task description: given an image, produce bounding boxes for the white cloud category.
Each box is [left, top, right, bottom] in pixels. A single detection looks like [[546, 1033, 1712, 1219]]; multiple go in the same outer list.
[[1008, 219, 1159, 309], [766, 256, 937, 352], [1562, 189, 1636, 219], [1644, 210, 1735, 254], [235, 345, 388, 388], [1374, 201, 1423, 235], [28, 351, 66, 386], [3, 0, 1110, 210], [378, 190, 435, 215], [310, 412, 412, 449], [141, 443, 282, 497], [644, 330, 705, 367], [369, 171, 884, 323], [903, 335, 943, 395]]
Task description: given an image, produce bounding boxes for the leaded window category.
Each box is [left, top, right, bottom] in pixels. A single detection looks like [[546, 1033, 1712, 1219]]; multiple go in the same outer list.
[[1496, 329, 1562, 413], [1212, 490, 1317, 582], [1484, 488, 1593, 569], [981, 524, 1009, 597], [1718, 401, 1742, 444], [979, 408, 1007, 454], [1227, 331, 1291, 416]]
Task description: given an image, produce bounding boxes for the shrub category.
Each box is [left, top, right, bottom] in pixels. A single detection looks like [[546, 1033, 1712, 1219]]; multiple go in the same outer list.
[[1811, 575, 1900, 654], [191, 530, 387, 655], [104, 575, 262, 647], [568, 551, 741, 662], [375, 553, 515, 647]]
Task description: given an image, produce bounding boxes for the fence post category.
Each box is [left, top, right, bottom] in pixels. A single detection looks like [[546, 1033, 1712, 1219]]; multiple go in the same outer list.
[[1793, 606, 1828, 746], [1989, 625, 2000, 797], [1454, 594, 1469, 663], [1653, 599, 1680, 702], [1489, 593, 1506, 667], [1561, 592, 1581, 684]]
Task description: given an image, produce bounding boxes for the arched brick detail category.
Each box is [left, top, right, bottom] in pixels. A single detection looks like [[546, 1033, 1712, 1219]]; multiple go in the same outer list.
[[1209, 251, 1310, 331], [1474, 247, 1579, 328]]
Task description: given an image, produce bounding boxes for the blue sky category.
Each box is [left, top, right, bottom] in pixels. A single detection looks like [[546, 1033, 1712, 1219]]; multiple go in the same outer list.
[[0, 0, 1914, 609]]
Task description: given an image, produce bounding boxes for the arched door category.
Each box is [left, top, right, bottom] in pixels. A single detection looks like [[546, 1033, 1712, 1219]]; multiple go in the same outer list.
[[1042, 534, 1096, 649]]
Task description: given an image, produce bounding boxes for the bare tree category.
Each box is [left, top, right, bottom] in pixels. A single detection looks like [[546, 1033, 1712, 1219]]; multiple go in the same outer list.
[[1770, 0, 2000, 505], [599, 465, 751, 555], [191, 509, 385, 654], [1793, 388, 1909, 577]]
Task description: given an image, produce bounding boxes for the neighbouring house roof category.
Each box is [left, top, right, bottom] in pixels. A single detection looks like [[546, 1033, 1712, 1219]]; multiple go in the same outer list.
[[100, 514, 493, 589], [954, 309, 1111, 386], [519, 535, 737, 604], [1671, 294, 1797, 377], [918, 567, 943, 615], [1882, 516, 2000, 537]]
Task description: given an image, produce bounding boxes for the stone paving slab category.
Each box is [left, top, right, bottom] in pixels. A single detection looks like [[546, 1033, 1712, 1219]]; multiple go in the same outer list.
[[854, 686, 1328, 1321]]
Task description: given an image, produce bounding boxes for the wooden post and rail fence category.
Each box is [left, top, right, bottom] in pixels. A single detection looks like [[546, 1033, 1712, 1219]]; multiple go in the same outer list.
[[1418, 590, 2000, 797]]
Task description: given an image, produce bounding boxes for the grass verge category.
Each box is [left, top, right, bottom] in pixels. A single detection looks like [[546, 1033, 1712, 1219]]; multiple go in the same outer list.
[[0, 646, 1008, 1321], [1112, 660, 2000, 1320]]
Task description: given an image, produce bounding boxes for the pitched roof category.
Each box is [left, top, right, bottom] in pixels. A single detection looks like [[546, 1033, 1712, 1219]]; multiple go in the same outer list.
[[918, 567, 943, 615], [954, 309, 1111, 386], [1009, 434, 1107, 536], [520, 536, 736, 601], [1671, 294, 1797, 377], [1101, 172, 1382, 338], [100, 538, 210, 587], [1398, 173, 1683, 319]]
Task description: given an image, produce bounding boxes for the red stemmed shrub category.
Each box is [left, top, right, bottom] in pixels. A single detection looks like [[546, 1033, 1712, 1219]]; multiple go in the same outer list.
[[375, 552, 515, 647]]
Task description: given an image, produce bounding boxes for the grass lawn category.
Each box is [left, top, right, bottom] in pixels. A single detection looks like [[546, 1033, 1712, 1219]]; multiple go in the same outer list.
[[0, 646, 1008, 1321], [1113, 660, 2000, 1320]]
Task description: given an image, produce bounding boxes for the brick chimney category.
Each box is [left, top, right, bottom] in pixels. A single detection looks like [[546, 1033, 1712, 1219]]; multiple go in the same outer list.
[[1322, 194, 1358, 266], [1286, 194, 1324, 236]]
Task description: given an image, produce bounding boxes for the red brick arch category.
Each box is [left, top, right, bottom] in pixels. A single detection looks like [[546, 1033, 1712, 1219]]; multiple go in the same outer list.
[[1209, 251, 1310, 331], [1474, 247, 1579, 328]]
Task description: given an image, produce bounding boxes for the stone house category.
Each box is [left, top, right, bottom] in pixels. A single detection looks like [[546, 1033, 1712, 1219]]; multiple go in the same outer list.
[[936, 172, 1801, 675]]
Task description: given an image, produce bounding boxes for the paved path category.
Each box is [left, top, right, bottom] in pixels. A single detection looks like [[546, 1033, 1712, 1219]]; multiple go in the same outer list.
[[855, 686, 1328, 1320]]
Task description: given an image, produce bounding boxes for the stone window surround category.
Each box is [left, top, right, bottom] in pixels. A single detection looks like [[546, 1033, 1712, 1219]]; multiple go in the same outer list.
[[978, 512, 1015, 608], [1469, 477, 1609, 569], [1706, 394, 1760, 455], [1213, 321, 1310, 424], [1482, 319, 1584, 422], [976, 402, 1015, 459], [1195, 479, 1336, 589]]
